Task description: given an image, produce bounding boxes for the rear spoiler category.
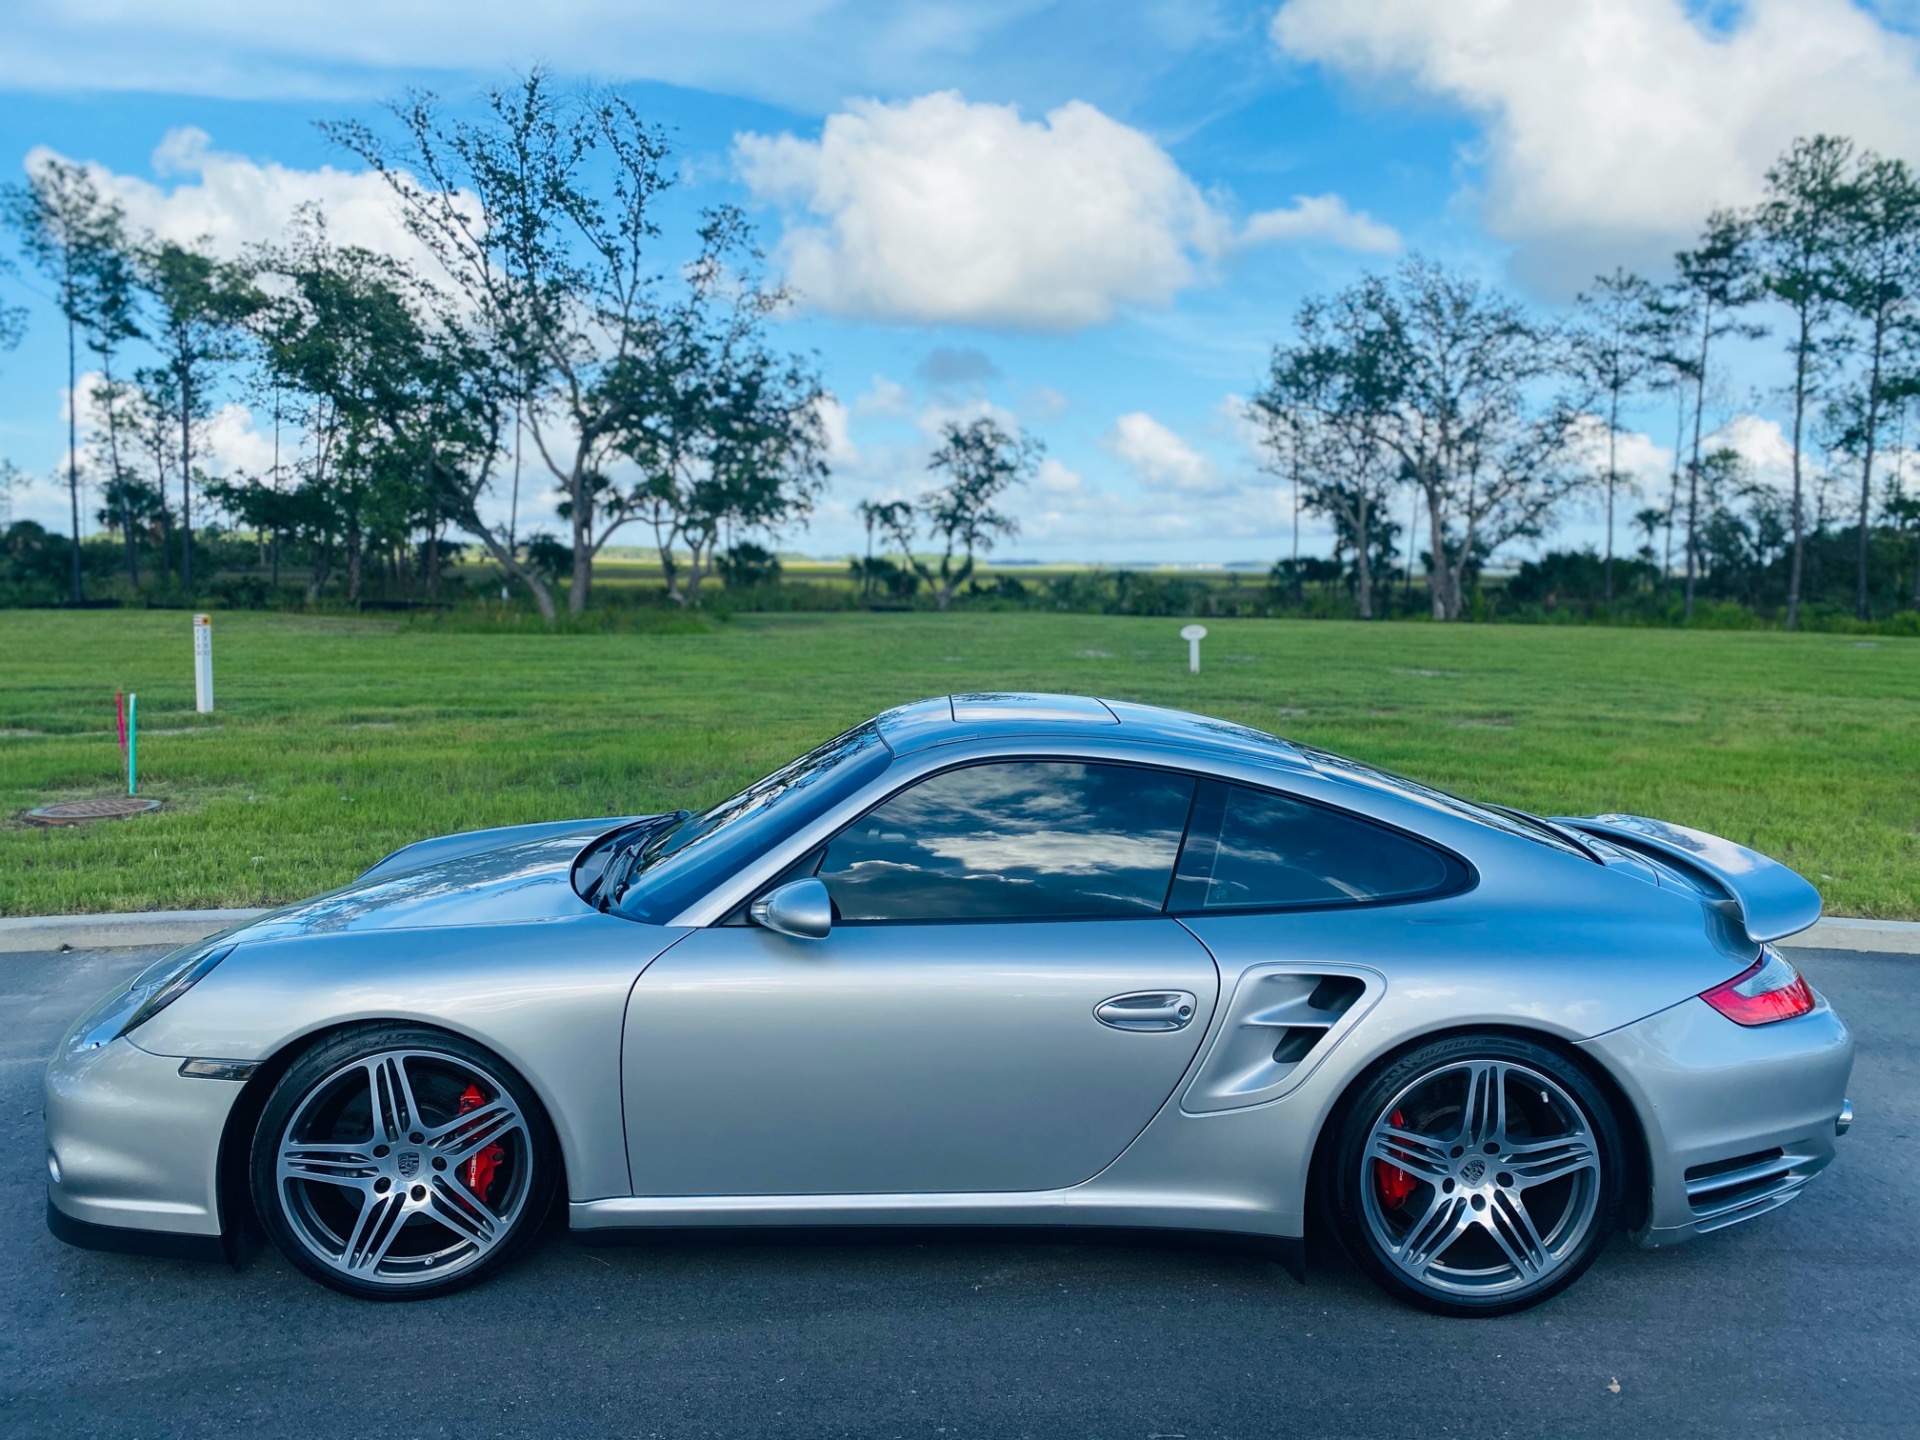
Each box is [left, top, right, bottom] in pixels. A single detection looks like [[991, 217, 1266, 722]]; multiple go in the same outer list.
[[1555, 813, 1822, 945]]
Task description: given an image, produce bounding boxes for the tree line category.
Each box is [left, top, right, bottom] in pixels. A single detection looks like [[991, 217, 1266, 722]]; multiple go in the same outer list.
[[1250, 135, 1920, 625], [0, 75, 859, 621], [3, 105, 1918, 627]]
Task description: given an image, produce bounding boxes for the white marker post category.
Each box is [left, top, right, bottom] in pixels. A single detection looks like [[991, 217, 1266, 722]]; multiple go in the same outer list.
[[1180, 623, 1208, 674], [193, 613, 214, 713]]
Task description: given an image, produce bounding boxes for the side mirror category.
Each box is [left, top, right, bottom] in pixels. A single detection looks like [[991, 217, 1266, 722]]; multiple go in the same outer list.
[[748, 877, 833, 940]]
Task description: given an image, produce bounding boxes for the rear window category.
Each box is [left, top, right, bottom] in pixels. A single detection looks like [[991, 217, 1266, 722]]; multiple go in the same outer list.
[[1168, 780, 1467, 912]]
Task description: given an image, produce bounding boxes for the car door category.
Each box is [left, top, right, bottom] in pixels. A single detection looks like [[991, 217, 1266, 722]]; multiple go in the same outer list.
[[622, 759, 1220, 1197]]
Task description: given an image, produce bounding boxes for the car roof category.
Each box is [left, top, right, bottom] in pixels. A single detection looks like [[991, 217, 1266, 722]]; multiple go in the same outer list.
[[873, 692, 1314, 773]]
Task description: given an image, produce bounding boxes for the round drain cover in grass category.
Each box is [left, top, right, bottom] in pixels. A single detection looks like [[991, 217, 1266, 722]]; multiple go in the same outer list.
[[24, 797, 164, 826]]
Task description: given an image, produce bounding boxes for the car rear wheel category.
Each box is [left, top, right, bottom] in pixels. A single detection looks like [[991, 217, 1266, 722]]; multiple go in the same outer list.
[[251, 1024, 555, 1300], [1328, 1033, 1623, 1317]]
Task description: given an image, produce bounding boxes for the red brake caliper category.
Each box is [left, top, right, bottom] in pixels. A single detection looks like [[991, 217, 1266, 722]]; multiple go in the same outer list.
[[1375, 1108, 1417, 1210], [457, 1083, 506, 1203]]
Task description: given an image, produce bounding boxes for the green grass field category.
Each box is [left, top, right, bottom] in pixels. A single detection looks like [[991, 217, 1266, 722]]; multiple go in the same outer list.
[[2, 609, 1915, 917]]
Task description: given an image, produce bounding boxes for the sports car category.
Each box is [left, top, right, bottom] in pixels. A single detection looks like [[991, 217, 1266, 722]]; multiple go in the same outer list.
[[44, 693, 1854, 1315]]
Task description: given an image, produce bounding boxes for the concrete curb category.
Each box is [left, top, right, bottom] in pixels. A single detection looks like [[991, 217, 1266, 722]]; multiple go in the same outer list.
[[0, 909, 269, 954], [1, 907, 1917, 956], [1785, 917, 1920, 956]]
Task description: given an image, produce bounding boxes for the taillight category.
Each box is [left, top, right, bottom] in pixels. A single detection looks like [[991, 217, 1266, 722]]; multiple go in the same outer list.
[[1700, 948, 1815, 1026]]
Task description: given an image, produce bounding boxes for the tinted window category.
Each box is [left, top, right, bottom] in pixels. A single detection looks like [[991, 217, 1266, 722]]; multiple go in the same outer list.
[[1169, 782, 1461, 911], [1296, 745, 1595, 862], [818, 761, 1194, 922]]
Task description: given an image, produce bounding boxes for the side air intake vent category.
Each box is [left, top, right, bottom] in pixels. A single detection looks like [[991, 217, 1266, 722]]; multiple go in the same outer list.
[[1182, 965, 1382, 1114]]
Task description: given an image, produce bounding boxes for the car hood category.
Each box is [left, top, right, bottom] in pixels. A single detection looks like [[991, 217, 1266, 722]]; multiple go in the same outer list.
[[231, 817, 644, 941]]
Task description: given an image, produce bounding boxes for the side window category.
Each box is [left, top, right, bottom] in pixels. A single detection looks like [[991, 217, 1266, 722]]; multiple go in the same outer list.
[[817, 761, 1195, 922], [1169, 781, 1463, 912]]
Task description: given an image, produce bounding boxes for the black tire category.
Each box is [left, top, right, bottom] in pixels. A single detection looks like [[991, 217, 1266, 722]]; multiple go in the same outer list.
[[1326, 1033, 1623, 1318], [251, 1023, 556, 1301]]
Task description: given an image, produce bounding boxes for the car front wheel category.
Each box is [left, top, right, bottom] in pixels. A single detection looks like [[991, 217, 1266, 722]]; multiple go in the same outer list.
[[1328, 1033, 1623, 1317], [251, 1024, 555, 1300]]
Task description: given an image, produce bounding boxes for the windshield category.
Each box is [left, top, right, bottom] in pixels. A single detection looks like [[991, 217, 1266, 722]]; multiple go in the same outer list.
[[608, 719, 893, 921], [1297, 745, 1598, 863]]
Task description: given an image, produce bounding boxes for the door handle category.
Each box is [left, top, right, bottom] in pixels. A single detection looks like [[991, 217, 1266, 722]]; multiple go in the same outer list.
[[1094, 991, 1198, 1032]]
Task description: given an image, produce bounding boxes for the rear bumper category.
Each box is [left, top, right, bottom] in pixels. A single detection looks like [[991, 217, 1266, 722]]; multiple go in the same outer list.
[[1580, 992, 1853, 1247]]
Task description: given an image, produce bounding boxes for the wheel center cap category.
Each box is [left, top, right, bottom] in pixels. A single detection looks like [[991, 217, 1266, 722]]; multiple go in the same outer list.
[[1459, 1156, 1487, 1186], [396, 1150, 421, 1179]]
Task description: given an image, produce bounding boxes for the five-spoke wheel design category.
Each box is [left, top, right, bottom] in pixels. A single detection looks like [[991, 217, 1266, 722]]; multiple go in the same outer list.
[[253, 1026, 552, 1299], [1331, 1035, 1621, 1316]]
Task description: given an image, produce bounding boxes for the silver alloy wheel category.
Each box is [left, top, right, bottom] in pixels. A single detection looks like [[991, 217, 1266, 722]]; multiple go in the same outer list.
[[273, 1049, 533, 1289], [1359, 1058, 1602, 1299]]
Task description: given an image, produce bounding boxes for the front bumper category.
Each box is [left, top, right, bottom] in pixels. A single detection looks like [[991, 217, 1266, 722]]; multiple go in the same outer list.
[[1580, 992, 1853, 1247], [44, 1033, 241, 1247]]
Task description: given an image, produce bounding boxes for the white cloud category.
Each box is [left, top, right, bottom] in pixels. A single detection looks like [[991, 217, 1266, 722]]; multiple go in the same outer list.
[[815, 394, 860, 467], [1034, 457, 1086, 497], [1215, 391, 1273, 463], [1704, 413, 1794, 492], [735, 92, 1225, 329], [1017, 478, 1301, 551], [735, 91, 1388, 330], [63, 371, 276, 482], [852, 375, 913, 419], [1239, 194, 1400, 254], [1103, 411, 1226, 495], [29, 128, 452, 273], [1271, 0, 1920, 285], [915, 394, 1024, 441], [1024, 386, 1070, 420], [199, 402, 279, 477]]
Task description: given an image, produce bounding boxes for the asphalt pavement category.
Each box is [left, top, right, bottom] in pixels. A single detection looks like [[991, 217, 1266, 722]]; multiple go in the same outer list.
[[1, 944, 1912, 1440]]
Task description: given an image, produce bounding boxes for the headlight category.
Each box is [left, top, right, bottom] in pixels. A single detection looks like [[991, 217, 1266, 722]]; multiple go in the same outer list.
[[68, 942, 236, 1053]]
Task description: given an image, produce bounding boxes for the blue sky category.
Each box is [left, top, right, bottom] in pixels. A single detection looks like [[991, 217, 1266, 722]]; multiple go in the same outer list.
[[4, 0, 1919, 563]]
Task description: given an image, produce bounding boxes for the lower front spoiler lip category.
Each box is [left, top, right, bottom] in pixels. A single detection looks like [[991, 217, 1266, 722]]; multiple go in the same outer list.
[[1837, 1098, 1853, 1136], [45, 1195, 233, 1266]]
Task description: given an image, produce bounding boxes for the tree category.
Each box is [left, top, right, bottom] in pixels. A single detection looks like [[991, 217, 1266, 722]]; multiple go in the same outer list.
[[330, 72, 680, 615], [86, 381, 166, 588], [1833, 153, 1920, 619], [116, 374, 183, 585], [854, 499, 912, 601], [1250, 295, 1404, 619], [1569, 269, 1661, 604], [614, 215, 829, 608], [137, 239, 254, 597], [1632, 505, 1667, 564], [0, 250, 22, 358], [251, 222, 420, 605], [1756, 136, 1855, 629], [4, 157, 128, 603], [1333, 259, 1586, 621], [1636, 287, 1697, 588], [905, 418, 1038, 611], [242, 212, 539, 613], [1885, 471, 1920, 610], [1671, 211, 1766, 620]]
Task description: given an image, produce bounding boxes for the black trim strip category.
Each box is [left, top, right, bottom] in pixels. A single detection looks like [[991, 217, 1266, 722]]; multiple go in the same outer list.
[[46, 1198, 228, 1264], [572, 1222, 1305, 1281]]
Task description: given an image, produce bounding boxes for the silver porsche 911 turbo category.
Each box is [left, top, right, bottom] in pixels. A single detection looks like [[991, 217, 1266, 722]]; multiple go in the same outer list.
[[45, 693, 1854, 1316]]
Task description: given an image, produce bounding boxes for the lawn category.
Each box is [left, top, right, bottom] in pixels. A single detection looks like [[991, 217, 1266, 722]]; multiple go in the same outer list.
[[1, 609, 1915, 918]]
